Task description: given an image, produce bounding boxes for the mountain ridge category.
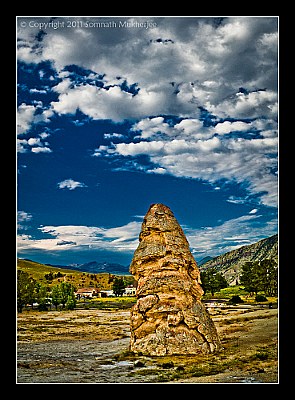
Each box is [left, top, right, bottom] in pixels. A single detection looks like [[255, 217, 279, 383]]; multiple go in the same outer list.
[[45, 260, 129, 275], [199, 234, 278, 285]]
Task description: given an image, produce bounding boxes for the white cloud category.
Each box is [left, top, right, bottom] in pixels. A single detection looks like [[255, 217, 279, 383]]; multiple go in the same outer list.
[[100, 222, 141, 244], [131, 117, 170, 139], [30, 88, 47, 94], [214, 120, 251, 134], [249, 208, 258, 214], [17, 103, 36, 135], [17, 221, 141, 253], [50, 84, 177, 122], [104, 133, 125, 139], [17, 21, 44, 64], [227, 196, 248, 205], [17, 211, 33, 230], [28, 138, 42, 146], [256, 32, 278, 61], [98, 116, 278, 207], [57, 179, 87, 190], [185, 213, 277, 259], [174, 118, 213, 139], [39, 132, 50, 139], [17, 102, 54, 136], [17, 131, 52, 154], [114, 140, 165, 156], [206, 89, 278, 119], [17, 211, 32, 222], [131, 117, 214, 141], [51, 78, 72, 94], [147, 167, 167, 174], [17, 139, 29, 153], [31, 146, 52, 153], [18, 17, 277, 122]]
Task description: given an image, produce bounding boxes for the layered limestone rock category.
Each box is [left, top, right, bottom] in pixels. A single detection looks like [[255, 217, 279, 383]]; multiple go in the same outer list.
[[129, 203, 221, 356]]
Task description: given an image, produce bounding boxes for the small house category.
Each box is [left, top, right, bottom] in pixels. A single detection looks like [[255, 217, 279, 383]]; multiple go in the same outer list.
[[124, 285, 136, 296]]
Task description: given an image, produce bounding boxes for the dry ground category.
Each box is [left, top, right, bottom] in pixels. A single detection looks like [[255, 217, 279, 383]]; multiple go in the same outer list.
[[17, 304, 278, 384]]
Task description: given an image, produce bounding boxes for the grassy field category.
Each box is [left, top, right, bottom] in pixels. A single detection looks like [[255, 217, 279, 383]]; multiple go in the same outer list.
[[76, 296, 137, 309], [203, 285, 278, 304], [17, 258, 135, 290], [17, 259, 80, 278]]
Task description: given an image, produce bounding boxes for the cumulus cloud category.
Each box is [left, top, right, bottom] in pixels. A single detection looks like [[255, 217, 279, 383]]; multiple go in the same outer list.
[[17, 102, 54, 137], [51, 85, 137, 121], [214, 120, 252, 134], [51, 77, 72, 94], [17, 130, 52, 154], [50, 82, 197, 121], [17, 103, 36, 135], [17, 16, 278, 121], [130, 117, 213, 140], [27, 138, 43, 146], [57, 179, 87, 190], [214, 118, 278, 137], [206, 89, 278, 119]]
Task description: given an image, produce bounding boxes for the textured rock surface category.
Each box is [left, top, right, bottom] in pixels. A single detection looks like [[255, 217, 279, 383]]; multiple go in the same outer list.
[[129, 203, 221, 356]]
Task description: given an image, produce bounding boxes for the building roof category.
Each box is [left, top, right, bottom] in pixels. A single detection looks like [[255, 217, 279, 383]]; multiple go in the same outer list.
[[75, 287, 100, 294]]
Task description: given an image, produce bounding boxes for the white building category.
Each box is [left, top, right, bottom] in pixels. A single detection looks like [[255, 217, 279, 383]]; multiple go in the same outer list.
[[124, 286, 136, 296]]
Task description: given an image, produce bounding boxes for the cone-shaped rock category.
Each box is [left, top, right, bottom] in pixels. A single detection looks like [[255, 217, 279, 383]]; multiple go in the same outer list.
[[129, 203, 221, 356]]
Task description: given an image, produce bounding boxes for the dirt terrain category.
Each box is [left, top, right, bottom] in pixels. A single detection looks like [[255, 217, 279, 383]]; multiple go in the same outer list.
[[17, 304, 278, 384]]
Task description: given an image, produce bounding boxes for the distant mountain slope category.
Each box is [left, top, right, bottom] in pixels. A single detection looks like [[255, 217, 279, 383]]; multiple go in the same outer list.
[[18, 258, 130, 276], [57, 261, 130, 275], [198, 256, 213, 266], [17, 259, 82, 280], [199, 234, 278, 285]]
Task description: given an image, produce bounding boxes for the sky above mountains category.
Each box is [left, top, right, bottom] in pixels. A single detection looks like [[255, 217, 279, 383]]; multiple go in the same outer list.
[[17, 16, 278, 266]]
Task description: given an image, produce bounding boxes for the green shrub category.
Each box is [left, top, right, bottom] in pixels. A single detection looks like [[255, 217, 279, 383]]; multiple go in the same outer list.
[[255, 294, 268, 302], [228, 295, 244, 304], [251, 351, 269, 361]]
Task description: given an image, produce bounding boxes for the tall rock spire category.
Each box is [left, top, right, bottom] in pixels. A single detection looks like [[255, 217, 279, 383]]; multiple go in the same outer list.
[[129, 203, 221, 356]]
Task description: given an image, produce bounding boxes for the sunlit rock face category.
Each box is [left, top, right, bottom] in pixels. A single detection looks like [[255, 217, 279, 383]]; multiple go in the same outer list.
[[129, 203, 221, 356]]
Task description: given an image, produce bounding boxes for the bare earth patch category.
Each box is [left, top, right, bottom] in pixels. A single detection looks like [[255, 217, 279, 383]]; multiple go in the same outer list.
[[17, 305, 278, 384]]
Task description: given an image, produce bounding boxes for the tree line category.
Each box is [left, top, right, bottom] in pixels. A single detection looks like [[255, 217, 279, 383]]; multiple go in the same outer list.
[[17, 270, 77, 313], [239, 259, 278, 296], [200, 258, 278, 297], [17, 271, 129, 313]]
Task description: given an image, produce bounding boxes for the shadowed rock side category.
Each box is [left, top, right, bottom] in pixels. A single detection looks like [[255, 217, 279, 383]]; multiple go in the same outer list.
[[129, 203, 222, 356]]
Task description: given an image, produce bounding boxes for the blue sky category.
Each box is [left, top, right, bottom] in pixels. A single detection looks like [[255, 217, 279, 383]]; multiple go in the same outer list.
[[17, 16, 278, 266]]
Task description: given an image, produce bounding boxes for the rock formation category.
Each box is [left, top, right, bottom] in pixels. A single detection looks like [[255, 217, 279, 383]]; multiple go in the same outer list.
[[129, 203, 221, 356]]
